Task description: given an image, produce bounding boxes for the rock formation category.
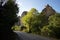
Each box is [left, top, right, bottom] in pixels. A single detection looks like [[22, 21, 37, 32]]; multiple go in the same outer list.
[[21, 11, 27, 17], [41, 4, 56, 17]]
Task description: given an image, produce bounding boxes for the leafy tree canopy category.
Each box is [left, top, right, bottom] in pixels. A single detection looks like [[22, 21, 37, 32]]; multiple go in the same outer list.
[[0, 0, 19, 31]]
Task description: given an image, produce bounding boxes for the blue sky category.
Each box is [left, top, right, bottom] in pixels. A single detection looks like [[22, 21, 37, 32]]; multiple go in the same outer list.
[[16, 0, 60, 16]]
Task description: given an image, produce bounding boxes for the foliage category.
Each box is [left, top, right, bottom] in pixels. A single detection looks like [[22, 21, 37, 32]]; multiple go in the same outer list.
[[0, 0, 19, 40], [21, 8, 41, 34], [39, 13, 49, 27], [41, 25, 51, 36], [0, 0, 19, 30], [48, 13, 60, 38], [20, 5, 60, 39], [41, 13, 60, 38], [12, 25, 20, 31], [21, 8, 50, 35]]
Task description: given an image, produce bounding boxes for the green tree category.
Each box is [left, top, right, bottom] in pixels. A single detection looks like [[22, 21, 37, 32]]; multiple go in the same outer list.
[[21, 8, 41, 34], [41, 13, 60, 38], [0, 0, 19, 30], [0, 0, 19, 40], [48, 13, 60, 38], [39, 13, 49, 27], [41, 25, 51, 37]]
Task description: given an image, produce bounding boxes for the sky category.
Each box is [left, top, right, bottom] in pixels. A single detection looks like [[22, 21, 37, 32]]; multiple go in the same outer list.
[[16, 0, 60, 16]]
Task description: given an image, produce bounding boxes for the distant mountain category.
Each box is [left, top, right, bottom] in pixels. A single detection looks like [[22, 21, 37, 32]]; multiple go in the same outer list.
[[41, 4, 56, 17]]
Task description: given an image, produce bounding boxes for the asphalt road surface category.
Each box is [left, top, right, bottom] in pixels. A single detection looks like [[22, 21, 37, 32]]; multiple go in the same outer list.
[[15, 31, 51, 40]]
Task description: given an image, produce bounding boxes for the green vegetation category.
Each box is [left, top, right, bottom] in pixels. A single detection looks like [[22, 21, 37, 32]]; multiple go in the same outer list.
[[0, 0, 19, 30], [12, 25, 20, 31], [19, 8, 60, 39], [0, 0, 19, 40], [1, 0, 59, 39], [13, 5, 60, 39], [21, 8, 41, 34]]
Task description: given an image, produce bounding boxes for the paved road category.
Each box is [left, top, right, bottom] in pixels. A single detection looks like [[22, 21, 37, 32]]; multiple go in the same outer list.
[[15, 31, 51, 40]]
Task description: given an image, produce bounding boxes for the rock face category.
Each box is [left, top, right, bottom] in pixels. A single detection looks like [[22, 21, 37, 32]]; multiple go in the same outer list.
[[21, 11, 27, 17], [41, 4, 56, 17]]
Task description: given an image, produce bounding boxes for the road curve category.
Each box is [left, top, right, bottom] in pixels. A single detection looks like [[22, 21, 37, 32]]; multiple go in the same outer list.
[[15, 31, 51, 40]]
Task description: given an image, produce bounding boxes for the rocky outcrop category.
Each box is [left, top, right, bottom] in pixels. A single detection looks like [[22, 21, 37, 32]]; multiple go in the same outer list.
[[21, 11, 28, 17], [41, 4, 56, 17]]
